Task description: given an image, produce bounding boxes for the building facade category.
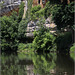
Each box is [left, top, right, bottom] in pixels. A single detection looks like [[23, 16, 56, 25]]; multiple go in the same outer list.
[[32, 0, 48, 8], [32, 0, 74, 8], [0, 0, 21, 5]]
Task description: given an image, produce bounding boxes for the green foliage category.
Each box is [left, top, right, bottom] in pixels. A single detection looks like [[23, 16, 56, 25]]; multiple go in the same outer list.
[[31, 5, 41, 20], [35, 8, 45, 18], [48, 0, 61, 4], [10, 11, 18, 22], [26, 0, 33, 19], [44, 1, 52, 18], [1, 16, 19, 51], [32, 53, 56, 75], [51, 2, 74, 30], [44, 1, 61, 18], [70, 43, 75, 51], [18, 2, 24, 22], [18, 43, 33, 51], [18, 19, 28, 40], [1, 53, 27, 75], [70, 43, 75, 60], [55, 32, 72, 52], [31, 5, 41, 14], [32, 26, 56, 51]]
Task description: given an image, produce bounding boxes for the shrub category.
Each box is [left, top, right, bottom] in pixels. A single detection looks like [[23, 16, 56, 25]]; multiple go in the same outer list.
[[70, 43, 75, 52], [44, 1, 52, 18], [1, 16, 19, 51], [31, 5, 41, 20], [18, 19, 29, 41], [32, 26, 56, 51], [70, 43, 75, 60], [35, 8, 45, 18]]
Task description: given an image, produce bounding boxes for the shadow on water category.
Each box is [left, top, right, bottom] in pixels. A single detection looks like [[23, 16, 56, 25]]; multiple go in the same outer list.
[[1, 51, 74, 75], [56, 53, 74, 75]]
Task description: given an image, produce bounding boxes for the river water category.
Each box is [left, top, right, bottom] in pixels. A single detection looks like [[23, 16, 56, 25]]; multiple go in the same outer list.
[[1, 52, 74, 75]]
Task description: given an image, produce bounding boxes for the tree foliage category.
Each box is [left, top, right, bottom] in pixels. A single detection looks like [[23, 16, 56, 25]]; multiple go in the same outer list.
[[1, 16, 18, 51], [18, 19, 29, 40], [31, 5, 41, 20], [51, 2, 74, 30]]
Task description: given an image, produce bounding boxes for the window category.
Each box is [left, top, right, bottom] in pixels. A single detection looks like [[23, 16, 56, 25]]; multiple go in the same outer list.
[[38, 0, 40, 4]]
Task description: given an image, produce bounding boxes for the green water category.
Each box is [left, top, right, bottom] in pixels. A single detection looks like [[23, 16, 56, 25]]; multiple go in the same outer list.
[[1, 52, 74, 75]]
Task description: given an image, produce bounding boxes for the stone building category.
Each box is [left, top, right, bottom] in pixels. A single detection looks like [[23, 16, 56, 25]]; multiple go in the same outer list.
[[0, 0, 21, 5]]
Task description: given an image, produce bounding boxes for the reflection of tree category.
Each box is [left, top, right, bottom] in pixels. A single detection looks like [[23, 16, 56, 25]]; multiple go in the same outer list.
[[1, 53, 27, 75], [32, 53, 57, 75]]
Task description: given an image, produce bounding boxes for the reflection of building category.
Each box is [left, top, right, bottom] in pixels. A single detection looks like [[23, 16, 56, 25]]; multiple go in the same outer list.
[[32, 0, 48, 8]]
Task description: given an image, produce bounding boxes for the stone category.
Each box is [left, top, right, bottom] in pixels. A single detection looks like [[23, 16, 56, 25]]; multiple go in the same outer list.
[[26, 20, 40, 37]]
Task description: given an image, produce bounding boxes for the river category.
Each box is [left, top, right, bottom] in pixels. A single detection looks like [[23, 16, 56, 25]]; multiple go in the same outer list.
[[1, 52, 74, 75]]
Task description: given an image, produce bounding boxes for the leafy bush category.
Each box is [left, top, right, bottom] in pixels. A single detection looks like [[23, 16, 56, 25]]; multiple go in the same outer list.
[[18, 19, 29, 41], [51, 2, 74, 30], [1, 16, 19, 51], [70, 43, 75, 52], [18, 43, 33, 51], [31, 5, 41, 20], [32, 26, 56, 51], [70, 43, 75, 60], [35, 8, 45, 18], [44, 1, 52, 18], [55, 32, 72, 52]]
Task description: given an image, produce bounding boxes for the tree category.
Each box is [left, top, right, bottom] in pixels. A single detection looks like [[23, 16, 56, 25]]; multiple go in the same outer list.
[[1, 16, 18, 51], [51, 2, 74, 30]]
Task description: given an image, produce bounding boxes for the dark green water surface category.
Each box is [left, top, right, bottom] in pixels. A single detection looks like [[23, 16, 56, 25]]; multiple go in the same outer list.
[[1, 52, 74, 75]]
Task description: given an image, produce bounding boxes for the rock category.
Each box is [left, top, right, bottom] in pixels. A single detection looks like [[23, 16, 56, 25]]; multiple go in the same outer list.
[[28, 21, 36, 27], [26, 20, 40, 38]]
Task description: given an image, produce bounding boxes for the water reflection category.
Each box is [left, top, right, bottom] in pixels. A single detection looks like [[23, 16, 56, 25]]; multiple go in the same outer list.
[[1, 52, 74, 75], [31, 53, 56, 75]]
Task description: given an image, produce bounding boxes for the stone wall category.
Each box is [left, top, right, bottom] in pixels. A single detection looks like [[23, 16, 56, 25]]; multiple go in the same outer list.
[[0, 4, 19, 16], [0, 0, 22, 16]]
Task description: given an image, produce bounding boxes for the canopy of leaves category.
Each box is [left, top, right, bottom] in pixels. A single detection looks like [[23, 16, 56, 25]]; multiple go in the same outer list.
[[31, 5, 41, 20], [1, 16, 18, 51], [51, 2, 74, 30]]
